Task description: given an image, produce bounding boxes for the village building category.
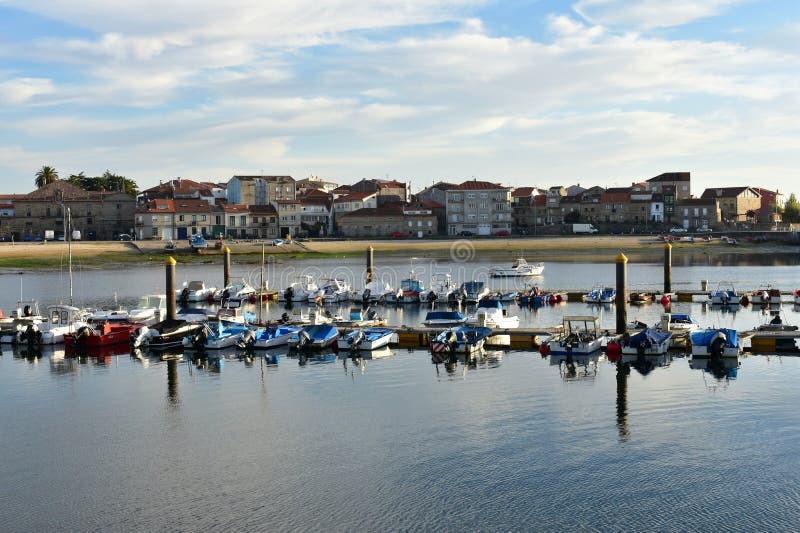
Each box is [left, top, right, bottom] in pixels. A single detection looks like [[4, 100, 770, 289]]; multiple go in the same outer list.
[[446, 180, 512, 236], [227, 175, 295, 205], [338, 203, 437, 238], [700, 187, 761, 223]]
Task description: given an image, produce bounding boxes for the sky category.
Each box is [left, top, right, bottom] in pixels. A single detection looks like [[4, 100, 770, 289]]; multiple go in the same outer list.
[[0, 0, 798, 196]]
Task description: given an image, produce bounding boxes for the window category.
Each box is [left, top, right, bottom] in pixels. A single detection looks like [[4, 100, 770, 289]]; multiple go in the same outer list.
[[192, 214, 197, 222], [290, 215, 296, 221], [215, 215, 222, 225], [46, 208, 51, 217], [480, 193, 488, 199], [229, 216, 236, 226], [201, 214, 207, 222], [240, 215, 246, 226], [178, 215, 184, 222], [467, 193, 476, 199], [152, 227, 158, 237], [151, 215, 158, 222]]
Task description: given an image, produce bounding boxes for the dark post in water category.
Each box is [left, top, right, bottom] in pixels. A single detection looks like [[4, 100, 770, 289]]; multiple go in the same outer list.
[[166, 255, 176, 320], [664, 243, 672, 294], [616, 252, 627, 334], [366, 246, 374, 284], [223, 246, 231, 289]]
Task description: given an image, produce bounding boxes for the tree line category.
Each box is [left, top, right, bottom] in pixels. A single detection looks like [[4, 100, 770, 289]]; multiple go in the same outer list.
[[34, 165, 139, 196]]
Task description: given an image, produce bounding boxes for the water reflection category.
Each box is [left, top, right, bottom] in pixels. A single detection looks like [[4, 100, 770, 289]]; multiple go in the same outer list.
[[616, 361, 630, 442], [621, 353, 678, 376], [689, 355, 740, 385], [549, 353, 603, 381]]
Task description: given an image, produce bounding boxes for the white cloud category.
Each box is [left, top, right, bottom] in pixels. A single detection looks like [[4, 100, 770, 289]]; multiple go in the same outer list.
[[0, 77, 55, 104], [573, 0, 746, 29]]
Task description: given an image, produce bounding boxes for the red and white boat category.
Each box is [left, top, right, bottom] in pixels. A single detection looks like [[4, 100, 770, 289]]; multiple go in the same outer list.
[[64, 322, 138, 348], [794, 289, 800, 305], [748, 285, 781, 305]]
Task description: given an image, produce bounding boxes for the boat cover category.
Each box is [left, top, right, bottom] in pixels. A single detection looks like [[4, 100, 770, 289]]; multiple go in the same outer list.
[[627, 328, 671, 347], [690, 328, 738, 347], [425, 311, 466, 321], [476, 299, 503, 309]]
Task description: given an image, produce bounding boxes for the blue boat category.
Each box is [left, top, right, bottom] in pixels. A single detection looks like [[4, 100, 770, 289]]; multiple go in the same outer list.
[[690, 328, 740, 357], [422, 310, 466, 327], [182, 321, 250, 351], [621, 328, 673, 355], [585, 286, 616, 304], [189, 234, 209, 250], [250, 324, 300, 349], [460, 281, 489, 303], [429, 325, 493, 356], [337, 327, 396, 351], [287, 324, 339, 351]]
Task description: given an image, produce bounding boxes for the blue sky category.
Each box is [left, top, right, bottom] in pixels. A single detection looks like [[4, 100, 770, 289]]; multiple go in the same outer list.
[[0, 0, 798, 196]]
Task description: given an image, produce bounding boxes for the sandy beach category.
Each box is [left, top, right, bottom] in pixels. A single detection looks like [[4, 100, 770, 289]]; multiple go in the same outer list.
[[0, 234, 791, 269]]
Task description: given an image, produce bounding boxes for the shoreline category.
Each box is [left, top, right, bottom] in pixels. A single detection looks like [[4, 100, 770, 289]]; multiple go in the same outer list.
[[0, 235, 795, 271]]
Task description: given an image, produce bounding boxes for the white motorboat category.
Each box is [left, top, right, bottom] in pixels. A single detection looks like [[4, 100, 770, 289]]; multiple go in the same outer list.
[[183, 321, 251, 351], [287, 307, 334, 325], [250, 324, 301, 349], [215, 279, 256, 302], [585, 286, 616, 304], [420, 274, 458, 305], [288, 324, 340, 351], [353, 279, 394, 304], [489, 257, 544, 277], [0, 300, 47, 343], [543, 315, 603, 356], [429, 326, 493, 356], [309, 278, 351, 304], [17, 305, 90, 345], [621, 328, 673, 355], [179, 280, 217, 302], [709, 283, 742, 306], [278, 275, 320, 302], [747, 284, 781, 306], [659, 313, 699, 333], [337, 327, 397, 351], [465, 299, 520, 329], [128, 294, 168, 324]]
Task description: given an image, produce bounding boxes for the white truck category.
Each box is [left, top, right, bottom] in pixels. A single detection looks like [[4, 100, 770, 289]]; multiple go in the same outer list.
[[573, 223, 599, 234]]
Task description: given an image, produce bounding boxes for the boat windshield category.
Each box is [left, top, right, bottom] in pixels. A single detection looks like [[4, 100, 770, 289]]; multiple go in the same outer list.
[[138, 295, 164, 308]]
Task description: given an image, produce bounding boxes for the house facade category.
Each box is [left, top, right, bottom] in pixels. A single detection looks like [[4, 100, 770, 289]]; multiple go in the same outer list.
[[446, 180, 512, 235], [227, 175, 296, 205], [700, 187, 761, 223], [338, 204, 437, 238]]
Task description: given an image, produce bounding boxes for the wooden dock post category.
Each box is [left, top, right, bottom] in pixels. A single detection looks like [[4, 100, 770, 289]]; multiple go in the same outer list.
[[366, 246, 374, 284], [166, 256, 176, 321], [223, 246, 231, 288], [167, 357, 179, 403], [663, 243, 672, 294], [616, 252, 627, 334]]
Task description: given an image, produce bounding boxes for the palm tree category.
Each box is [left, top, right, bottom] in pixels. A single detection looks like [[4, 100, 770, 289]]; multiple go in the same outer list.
[[35, 165, 59, 188]]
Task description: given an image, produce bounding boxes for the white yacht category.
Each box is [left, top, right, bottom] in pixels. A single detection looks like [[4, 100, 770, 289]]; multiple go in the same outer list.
[[215, 279, 256, 302], [179, 280, 217, 302], [278, 275, 320, 302], [420, 274, 458, 304], [128, 294, 168, 324], [17, 305, 90, 345], [309, 278, 351, 304], [465, 299, 520, 328], [489, 258, 544, 277]]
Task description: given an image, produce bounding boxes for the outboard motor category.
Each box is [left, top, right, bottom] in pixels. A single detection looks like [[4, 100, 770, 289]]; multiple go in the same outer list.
[[179, 288, 189, 304], [19, 324, 41, 346], [73, 325, 91, 346], [710, 332, 727, 358], [284, 286, 294, 302], [297, 329, 311, 351], [427, 291, 437, 305], [350, 330, 365, 351], [362, 288, 371, 303], [191, 327, 208, 352], [366, 308, 378, 321], [445, 331, 458, 352], [237, 328, 257, 351], [281, 312, 290, 323]]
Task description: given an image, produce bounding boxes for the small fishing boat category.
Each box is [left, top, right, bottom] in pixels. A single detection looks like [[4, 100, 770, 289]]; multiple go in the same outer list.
[[459, 281, 489, 303], [465, 299, 520, 328], [17, 305, 90, 346], [64, 322, 138, 348], [423, 310, 467, 327], [709, 283, 742, 306], [128, 294, 168, 324], [309, 278, 351, 304], [661, 313, 700, 333], [353, 279, 393, 304], [518, 287, 561, 306], [334, 307, 385, 327], [429, 325, 493, 355], [0, 300, 46, 343], [621, 328, 673, 355], [585, 286, 616, 304], [755, 309, 797, 332], [420, 274, 458, 305], [183, 321, 250, 351], [179, 280, 217, 302], [385, 274, 425, 304], [337, 327, 396, 351], [286, 308, 334, 325], [629, 292, 652, 304], [541, 315, 603, 356], [131, 319, 204, 350], [484, 291, 519, 302], [278, 275, 320, 302], [189, 234, 209, 250], [215, 279, 256, 302], [747, 285, 781, 306], [288, 324, 340, 351], [249, 324, 301, 349], [489, 257, 544, 277], [689, 328, 740, 357], [87, 308, 131, 324]]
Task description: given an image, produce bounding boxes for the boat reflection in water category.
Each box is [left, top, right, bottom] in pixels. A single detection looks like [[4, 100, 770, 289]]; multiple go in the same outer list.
[[549, 353, 603, 381], [621, 352, 678, 376], [689, 355, 740, 382]]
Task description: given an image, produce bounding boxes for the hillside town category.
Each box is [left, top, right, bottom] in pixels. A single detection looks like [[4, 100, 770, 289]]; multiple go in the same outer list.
[[0, 171, 790, 242]]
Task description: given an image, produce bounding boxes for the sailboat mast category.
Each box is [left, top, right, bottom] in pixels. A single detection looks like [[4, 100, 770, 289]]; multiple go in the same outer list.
[[259, 243, 265, 324], [67, 207, 73, 306]]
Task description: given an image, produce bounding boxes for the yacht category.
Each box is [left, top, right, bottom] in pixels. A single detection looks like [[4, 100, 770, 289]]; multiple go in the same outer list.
[[465, 299, 520, 328], [489, 258, 544, 277], [420, 274, 458, 305], [278, 275, 320, 302], [309, 278, 351, 304]]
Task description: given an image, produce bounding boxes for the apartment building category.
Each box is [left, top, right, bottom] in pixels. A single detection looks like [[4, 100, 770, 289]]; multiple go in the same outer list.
[[446, 180, 512, 235]]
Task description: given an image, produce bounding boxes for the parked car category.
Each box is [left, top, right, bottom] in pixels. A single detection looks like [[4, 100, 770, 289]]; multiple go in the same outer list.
[[391, 232, 407, 239], [695, 226, 713, 233], [458, 231, 474, 237], [494, 230, 509, 237], [669, 227, 687, 234], [117, 234, 133, 241], [273, 239, 285, 246]]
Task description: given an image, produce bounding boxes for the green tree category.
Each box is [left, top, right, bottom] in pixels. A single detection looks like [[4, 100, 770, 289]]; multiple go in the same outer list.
[[782, 193, 800, 223], [34, 165, 58, 188], [102, 170, 139, 196]]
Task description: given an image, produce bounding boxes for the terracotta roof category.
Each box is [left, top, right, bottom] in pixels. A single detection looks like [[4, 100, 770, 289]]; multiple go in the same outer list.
[[223, 204, 249, 213], [512, 187, 537, 197], [453, 180, 507, 190], [248, 205, 277, 215], [647, 172, 690, 183], [174, 199, 214, 212], [0, 203, 14, 209], [334, 191, 378, 202], [532, 194, 547, 207], [420, 200, 445, 209], [274, 199, 301, 205]]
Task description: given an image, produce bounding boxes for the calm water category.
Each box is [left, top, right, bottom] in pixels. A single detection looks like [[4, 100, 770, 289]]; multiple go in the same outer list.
[[1, 256, 799, 531]]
